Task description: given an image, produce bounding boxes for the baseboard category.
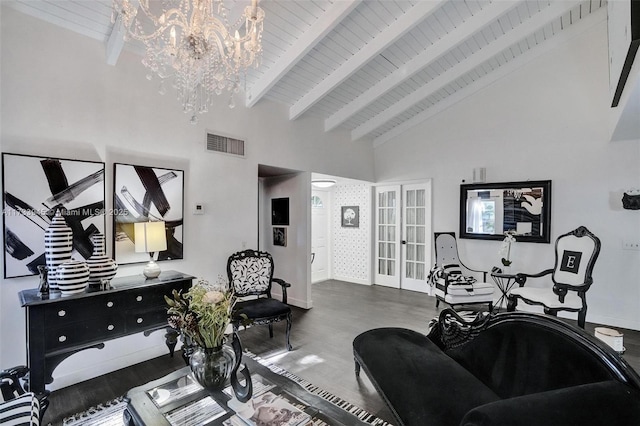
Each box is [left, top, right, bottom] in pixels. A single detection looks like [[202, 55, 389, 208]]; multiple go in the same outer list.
[[271, 292, 312, 309], [332, 275, 371, 286]]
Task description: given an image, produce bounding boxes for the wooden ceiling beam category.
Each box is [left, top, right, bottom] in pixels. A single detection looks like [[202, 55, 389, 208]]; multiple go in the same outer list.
[[324, 0, 519, 132], [372, 5, 607, 147], [245, 0, 362, 108], [351, 0, 583, 141], [288, 0, 446, 121]]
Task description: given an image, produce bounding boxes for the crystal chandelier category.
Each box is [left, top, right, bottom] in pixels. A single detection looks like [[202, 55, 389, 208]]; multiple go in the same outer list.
[[112, 0, 265, 123]]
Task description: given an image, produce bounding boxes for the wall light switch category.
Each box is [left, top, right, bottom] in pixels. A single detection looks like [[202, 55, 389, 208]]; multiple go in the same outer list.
[[194, 203, 205, 215]]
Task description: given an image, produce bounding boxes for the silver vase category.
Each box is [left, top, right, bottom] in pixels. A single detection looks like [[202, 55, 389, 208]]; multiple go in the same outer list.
[[86, 233, 118, 287], [44, 211, 73, 290]]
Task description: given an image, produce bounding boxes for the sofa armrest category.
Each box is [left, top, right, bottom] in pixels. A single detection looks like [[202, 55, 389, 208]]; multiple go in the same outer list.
[[461, 381, 640, 426]]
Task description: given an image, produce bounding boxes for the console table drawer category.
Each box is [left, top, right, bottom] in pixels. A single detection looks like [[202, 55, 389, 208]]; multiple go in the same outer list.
[[43, 295, 124, 326], [126, 309, 168, 333], [46, 316, 126, 351]]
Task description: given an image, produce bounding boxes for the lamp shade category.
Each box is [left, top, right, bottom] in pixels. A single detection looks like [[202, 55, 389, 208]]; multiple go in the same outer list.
[[134, 222, 167, 253]]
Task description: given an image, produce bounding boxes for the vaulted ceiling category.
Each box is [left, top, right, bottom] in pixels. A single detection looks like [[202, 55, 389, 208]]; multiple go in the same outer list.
[[6, 0, 607, 146]]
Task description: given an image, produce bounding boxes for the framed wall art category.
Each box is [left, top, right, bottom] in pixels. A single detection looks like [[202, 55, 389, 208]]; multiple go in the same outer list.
[[2, 153, 106, 278], [113, 163, 184, 265], [341, 206, 360, 228], [273, 227, 287, 247], [271, 198, 289, 225]]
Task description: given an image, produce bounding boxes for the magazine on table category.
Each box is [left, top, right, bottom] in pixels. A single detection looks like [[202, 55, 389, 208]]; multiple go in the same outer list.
[[164, 396, 227, 426], [229, 390, 312, 426], [223, 373, 276, 399], [147, 374, 203, 408]]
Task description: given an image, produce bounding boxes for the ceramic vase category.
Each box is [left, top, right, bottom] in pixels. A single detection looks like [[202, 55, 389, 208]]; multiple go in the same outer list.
[[56, 259, 90, 296], [44, 211, 73, 290], [189, 345, 235, 391], [86, 233, 118, 287]]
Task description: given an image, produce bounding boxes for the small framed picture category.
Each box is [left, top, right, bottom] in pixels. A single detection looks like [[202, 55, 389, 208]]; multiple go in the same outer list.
[[341, 206, 359, 228], [271, 198, 289, 225], [273, 227, 287, 247]]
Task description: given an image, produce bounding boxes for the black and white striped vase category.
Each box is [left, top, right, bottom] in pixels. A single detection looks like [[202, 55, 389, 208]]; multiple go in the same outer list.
[[56, 259, 90, 296], [87, 233, 118, 287], [44, 211, 73, 291]]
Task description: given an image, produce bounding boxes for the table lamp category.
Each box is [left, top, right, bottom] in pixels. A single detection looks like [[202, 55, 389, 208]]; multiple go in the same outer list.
[[134, 221, 167, 278]]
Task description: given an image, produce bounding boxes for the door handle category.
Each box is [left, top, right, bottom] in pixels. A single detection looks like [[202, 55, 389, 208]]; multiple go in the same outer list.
[[311, 252, 315, 264], [401, 240, 407, 244]]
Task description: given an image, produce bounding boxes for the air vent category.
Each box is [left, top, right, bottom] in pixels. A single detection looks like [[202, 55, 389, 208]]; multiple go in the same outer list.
[[206, 133, 245, 157]]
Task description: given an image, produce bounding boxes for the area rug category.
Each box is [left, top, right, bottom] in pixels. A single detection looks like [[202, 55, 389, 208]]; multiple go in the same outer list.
[[62, 352, 392, 426]]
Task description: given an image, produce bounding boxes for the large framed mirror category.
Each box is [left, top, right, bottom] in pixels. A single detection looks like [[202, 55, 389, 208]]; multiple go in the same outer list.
[[460, 180, 552, 243]]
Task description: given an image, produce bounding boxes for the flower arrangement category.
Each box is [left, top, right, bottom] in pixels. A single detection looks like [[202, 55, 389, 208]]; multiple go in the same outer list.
[[165, 276, 236, 349], [499, 230, 517, 267]]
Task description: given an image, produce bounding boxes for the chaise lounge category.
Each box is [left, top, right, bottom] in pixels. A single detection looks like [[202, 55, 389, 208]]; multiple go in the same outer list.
[[353, 309, 640, 426]]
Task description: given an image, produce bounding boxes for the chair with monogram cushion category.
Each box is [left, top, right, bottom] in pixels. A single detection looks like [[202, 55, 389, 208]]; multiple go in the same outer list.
[[227, 249, 293, 351], [507, 226, 600, 329], [0, 366, 46, 426]]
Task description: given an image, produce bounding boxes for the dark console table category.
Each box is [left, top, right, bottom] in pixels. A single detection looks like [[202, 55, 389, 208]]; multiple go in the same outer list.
[[19, 270, 194, 406]]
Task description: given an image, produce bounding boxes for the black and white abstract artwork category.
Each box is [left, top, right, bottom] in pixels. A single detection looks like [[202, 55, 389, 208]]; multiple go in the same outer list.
[[341, 206, 360, 228], [2, 153, 105, 279], [273, 227, 287, 247], [113, 163, 184, 265]]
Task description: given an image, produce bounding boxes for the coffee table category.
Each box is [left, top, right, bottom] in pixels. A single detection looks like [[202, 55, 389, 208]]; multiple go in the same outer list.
[[124, 354, 379, 426]]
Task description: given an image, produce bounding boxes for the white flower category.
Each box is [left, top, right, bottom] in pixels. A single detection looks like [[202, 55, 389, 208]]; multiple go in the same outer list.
[[203, 290, 225, 305]]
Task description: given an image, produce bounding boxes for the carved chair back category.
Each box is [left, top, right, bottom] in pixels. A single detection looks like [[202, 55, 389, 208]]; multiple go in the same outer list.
[[552, 226, 601, 293], [227, 250, 275, 298]]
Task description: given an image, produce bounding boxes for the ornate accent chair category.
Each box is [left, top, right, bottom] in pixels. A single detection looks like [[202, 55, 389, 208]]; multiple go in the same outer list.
[[431, 232, 494, 310], [227, 250, 293, 351], [507, 226, 601, 328], [0, 366, 46, 425]]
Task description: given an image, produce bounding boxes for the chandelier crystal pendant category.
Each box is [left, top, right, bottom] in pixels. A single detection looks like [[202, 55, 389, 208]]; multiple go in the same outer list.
[[112, 0, 265, 123]]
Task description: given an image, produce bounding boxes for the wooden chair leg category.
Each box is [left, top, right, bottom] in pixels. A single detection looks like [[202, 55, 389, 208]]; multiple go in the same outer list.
[[354, 359, 361, 377], [285, 313, 293, 351], [436, 298, 440, 308], [578, 309, 587, 329], [506, 296, 517, 312], [268, 323, 274, 338]]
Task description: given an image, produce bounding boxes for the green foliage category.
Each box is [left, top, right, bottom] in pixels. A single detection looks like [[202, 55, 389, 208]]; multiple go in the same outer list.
[[166, 278, 236, 349]]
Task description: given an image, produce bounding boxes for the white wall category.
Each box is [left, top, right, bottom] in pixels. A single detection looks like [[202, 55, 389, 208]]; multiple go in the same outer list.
[[0, 7, 374, 387], [261, 174, 312, 308], [374, 20, 640, 330], [331, 184, 372, 285]]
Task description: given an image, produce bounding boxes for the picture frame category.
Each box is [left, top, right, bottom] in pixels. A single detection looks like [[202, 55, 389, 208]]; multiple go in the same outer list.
[[273, 227, 287, 247], [341, 206, 360, 228], [459, 180, 552, 243], [2, 153, 106, 278], [271, 198, 289, 226], [113, 163, 184, 265]]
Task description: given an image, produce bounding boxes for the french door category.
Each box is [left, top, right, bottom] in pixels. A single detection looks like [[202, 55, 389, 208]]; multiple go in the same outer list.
[[375, 182, 432, 293]]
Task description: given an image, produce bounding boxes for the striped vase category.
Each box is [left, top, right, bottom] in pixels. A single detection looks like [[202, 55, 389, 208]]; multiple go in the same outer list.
[[56, 259, 90, 296], [87, 233, 118, 286], [44, 211, 73, 290]]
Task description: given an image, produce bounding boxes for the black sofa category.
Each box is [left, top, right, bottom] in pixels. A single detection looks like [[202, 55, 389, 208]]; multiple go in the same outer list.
[[353, 309, 640, 426]]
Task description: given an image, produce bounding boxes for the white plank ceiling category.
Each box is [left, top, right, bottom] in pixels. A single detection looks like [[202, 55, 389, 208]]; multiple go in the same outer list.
[[5, 0, 608, 146]]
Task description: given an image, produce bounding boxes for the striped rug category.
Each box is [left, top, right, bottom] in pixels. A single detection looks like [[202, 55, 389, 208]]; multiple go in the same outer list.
[[246, 352, 392, 426], [62, 354, 393, 426]]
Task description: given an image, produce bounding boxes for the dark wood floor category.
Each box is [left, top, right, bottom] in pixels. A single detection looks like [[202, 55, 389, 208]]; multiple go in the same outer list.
[[43, 280, 640, 425]]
